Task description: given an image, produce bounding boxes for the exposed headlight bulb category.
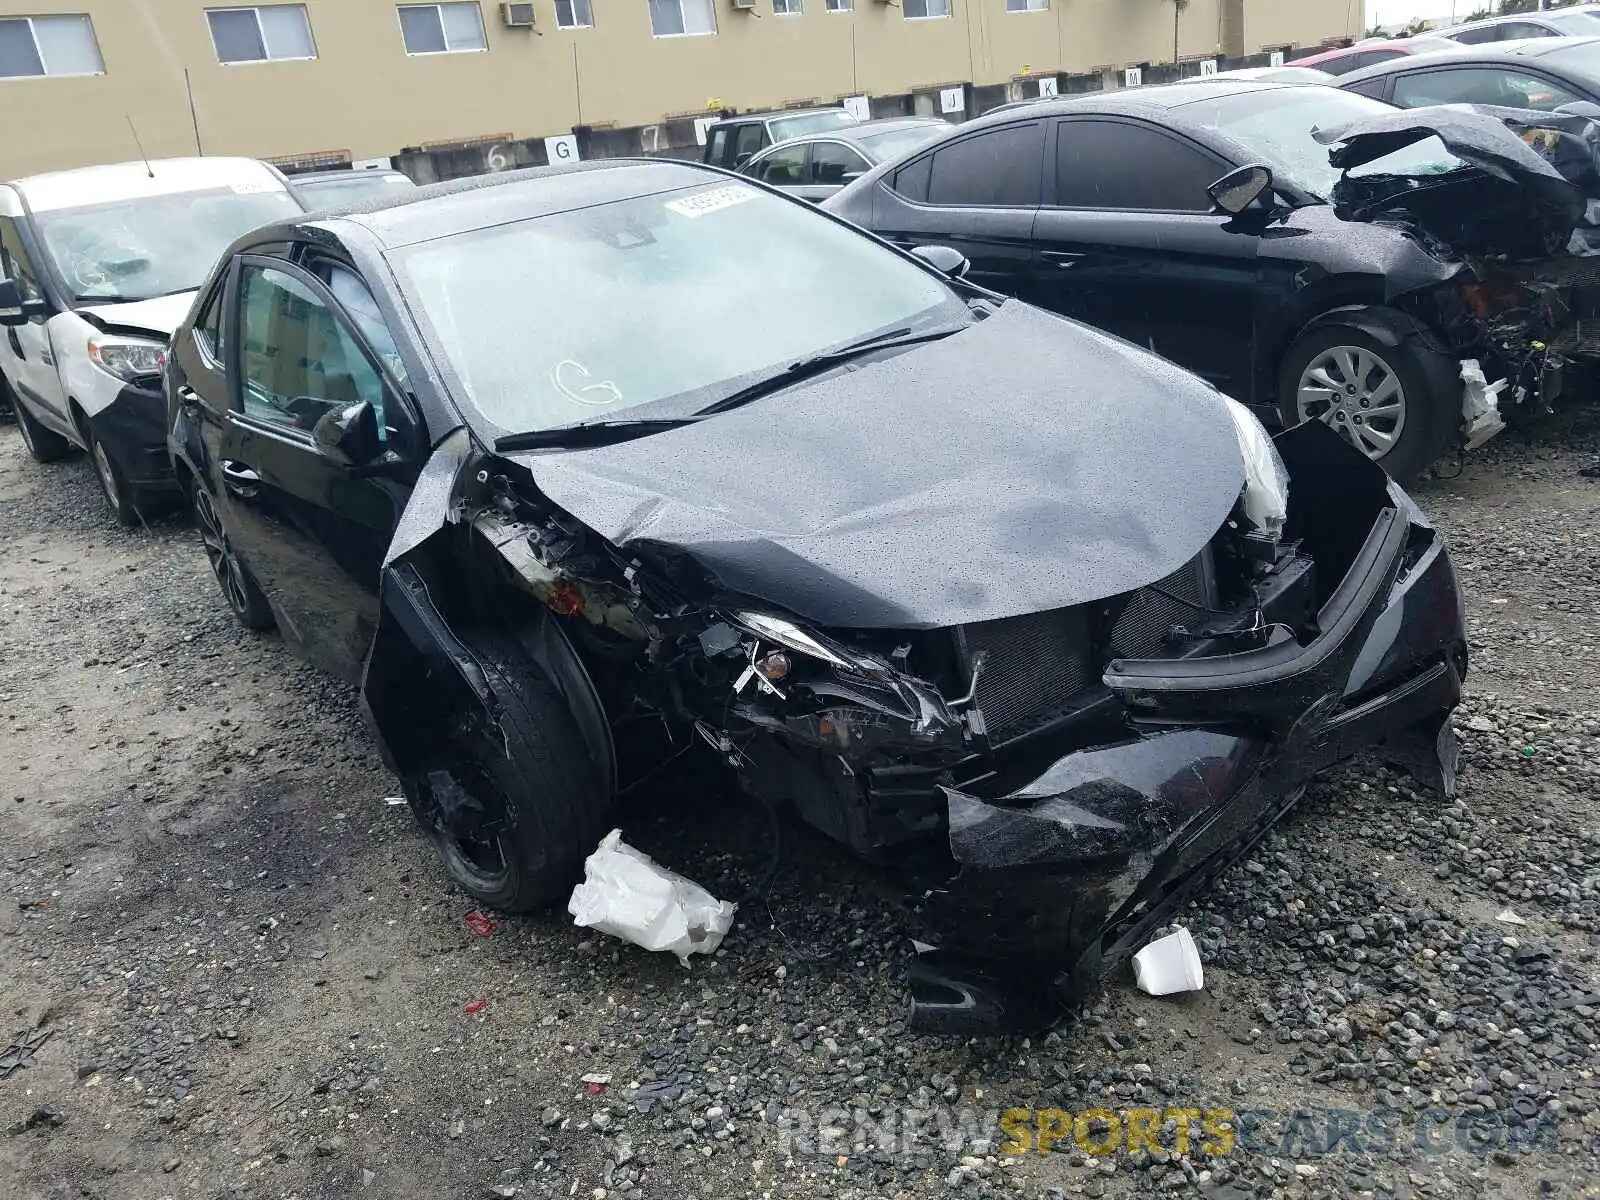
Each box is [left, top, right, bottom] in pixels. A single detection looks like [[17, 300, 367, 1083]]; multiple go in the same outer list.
[[1221, 396, 1289, 540]]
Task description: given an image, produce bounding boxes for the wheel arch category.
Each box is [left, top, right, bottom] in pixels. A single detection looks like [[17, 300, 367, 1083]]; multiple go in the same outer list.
[[361, 550, 618, 802]]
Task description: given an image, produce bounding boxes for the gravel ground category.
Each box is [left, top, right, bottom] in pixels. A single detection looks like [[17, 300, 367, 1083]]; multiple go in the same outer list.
[[1, 409, 1598, 1200]]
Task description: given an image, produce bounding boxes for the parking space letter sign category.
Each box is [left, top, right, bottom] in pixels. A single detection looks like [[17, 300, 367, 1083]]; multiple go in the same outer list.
[[693, 116, 718, 146], [1038, 76, 1058, 99], [843, 95, 871, 122], [545, 135, 579, 164], [1200, 59, 1218, 77], [940, 86, 964, 115], [1124, 66, 1142, 88], [1270, 49, 1285, 68]]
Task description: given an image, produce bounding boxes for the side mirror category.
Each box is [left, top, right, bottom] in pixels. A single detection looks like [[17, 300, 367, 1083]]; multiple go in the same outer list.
[[311, 400, 383, 468], [0, 278, 47, 325], [1208, 164, 1275, 216], [910, 244, 971, 279]]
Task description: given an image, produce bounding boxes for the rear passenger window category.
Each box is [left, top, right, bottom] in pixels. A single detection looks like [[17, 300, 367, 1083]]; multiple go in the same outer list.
[[755, 142, 808, 186], [1449, 25, 1500, 44], [1055, 120, 1221, 212], [924, 123, 1043, 207], [891, 153, 933, 202]]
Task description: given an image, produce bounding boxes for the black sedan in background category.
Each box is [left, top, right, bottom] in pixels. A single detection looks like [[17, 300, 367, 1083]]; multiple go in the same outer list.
[[1338, 36, 1600, 110], [823, 80, 1599, 483], [164, 160, 1464, 1031], [287, 168, 417, 210], [738, 117, 951, 203]]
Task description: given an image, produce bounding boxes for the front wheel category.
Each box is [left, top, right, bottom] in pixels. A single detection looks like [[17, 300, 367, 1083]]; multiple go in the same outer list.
[[1278, 320, 1458, 487], [87, 429, 142, 526], [405, 633, 612, 912], [12, 397, 72, 463]]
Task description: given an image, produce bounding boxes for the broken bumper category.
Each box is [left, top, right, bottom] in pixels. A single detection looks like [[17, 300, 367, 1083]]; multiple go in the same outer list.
[[911, 452, 1465, 1031], [88, 382, 178, 491]]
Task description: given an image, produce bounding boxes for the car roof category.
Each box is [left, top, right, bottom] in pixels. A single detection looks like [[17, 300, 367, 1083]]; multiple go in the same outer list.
[[1334, 35, 1600, 84], [710, 107, 850, 126], [4, 156, 288, 212], [290, 158, 731, 249], [971, 77, 1321, 119], [749, 117, 947, 153], [1437, 4, 1600, 35]]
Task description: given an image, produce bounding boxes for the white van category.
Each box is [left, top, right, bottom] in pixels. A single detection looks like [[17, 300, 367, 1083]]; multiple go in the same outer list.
[[0, 157, 302, 523]]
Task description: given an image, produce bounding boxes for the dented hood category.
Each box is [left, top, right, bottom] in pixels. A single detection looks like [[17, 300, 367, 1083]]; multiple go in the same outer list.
[[1314, 104, 1591, 255], [74, 290, 196, 339], [509, 303, 1247, 631]]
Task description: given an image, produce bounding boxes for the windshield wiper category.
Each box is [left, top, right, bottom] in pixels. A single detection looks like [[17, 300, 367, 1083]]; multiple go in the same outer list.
[[695, 325, 965, 417], [494, 417, 700, 453]]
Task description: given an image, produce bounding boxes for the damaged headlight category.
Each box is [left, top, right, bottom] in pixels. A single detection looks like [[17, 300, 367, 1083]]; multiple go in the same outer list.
[[87, 335, 167, 383], [1222, 396, 1289, 541], [728, 610, 865, 672]]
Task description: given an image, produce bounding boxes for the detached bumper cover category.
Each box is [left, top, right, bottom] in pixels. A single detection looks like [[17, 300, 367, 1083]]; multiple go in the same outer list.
[[88, 381, 176, 490], [916, 431, 1466, 1023]]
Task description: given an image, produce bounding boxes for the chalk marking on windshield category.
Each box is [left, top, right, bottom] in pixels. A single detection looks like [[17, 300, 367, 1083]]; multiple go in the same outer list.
[[553, 359, 624, 407], [231, 179, 281, 195], [664, 185, 758, 218]]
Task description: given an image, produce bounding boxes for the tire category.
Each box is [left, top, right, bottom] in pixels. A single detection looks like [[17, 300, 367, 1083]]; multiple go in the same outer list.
[[1277, 318, 1458, 487], [405, 632, 612, 912], [86, 427, 142, 526], [192, 483, 276, 631], [12, 396, 72, 463]]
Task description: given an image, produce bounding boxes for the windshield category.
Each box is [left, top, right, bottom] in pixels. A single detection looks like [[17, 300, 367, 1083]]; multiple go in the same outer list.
[[35, 187, 301, 303], [1177, 86, 1465, 200], [394, 180, 962, 433], [295, 173, 415, 209], [859, 123, 949, 163], [769, 110, 859, 141]]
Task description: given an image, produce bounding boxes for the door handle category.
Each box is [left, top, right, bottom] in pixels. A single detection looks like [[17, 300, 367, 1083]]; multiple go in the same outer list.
[[221, 459, 261, 497]]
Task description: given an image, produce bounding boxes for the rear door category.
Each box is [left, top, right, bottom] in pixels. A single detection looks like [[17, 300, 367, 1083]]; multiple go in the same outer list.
[[0, 213, 70, 434], [1030, 117, 1262, 398], [211, 252, 421, 681], [865, 120, 1045, 296]]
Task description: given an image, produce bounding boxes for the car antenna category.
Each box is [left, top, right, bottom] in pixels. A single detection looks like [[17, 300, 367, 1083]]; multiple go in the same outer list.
[[126, 116, 155, 178]]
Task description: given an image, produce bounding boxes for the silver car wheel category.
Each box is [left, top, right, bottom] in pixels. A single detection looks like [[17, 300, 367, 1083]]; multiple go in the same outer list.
[[1295, 345, 1407, 461]]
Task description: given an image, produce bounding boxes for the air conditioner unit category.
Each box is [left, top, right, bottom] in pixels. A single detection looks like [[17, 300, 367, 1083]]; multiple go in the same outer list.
[[501, 2, 536, 27], [731, 0, 758, 10]]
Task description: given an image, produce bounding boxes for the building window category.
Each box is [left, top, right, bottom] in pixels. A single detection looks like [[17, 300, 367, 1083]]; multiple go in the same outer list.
[[826, 0, 852, 9], [554, 0, 593, 27], [1005, 0, 1047, 10], [904, 0, 950, 18], [207, 5, 316, 64], [397, 2, 487, 54], [0, 14, 103, 78], [774, 0, 802, 13], [648, 0, 716, 37]]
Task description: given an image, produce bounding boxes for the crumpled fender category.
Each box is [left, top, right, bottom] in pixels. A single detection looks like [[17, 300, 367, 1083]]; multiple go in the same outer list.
[[358, 430, 615, 793], [1296, 302, 1448, 354]]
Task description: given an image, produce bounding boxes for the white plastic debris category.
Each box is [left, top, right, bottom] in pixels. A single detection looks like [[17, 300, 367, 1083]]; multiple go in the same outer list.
[[1495, 908, 1529, 927], [1223, 397, 1289, 540], [1132, 926, 1205, 996], [1460, 359, 1508, 451], [568, 829, 736, 964]]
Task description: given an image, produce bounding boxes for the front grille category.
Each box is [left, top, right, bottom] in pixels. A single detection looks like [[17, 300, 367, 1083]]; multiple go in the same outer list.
[[1109, 551, 1216, 660], [959, 607, 1097, 740]]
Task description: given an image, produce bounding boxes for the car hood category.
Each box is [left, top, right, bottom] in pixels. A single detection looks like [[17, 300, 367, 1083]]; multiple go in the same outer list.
[[73, 291, 196, 339], [508, 303, 1247, 631], [1314, 104, 1595, 255]]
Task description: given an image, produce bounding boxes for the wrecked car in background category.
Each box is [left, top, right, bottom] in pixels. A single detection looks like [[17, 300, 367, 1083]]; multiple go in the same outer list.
[[823, 81, 1600, 484], [165, 160, 1466, 1032]]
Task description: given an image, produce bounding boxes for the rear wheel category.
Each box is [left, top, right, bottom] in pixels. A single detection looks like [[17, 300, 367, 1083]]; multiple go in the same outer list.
[[405, 632, 612, 912], [193, 483, 275, 630], [13, 398, 71, 463], [1278, 319, 1458, 487]]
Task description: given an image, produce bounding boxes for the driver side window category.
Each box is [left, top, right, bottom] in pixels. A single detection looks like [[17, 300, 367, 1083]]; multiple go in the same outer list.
[[235, 263, 387, 440]]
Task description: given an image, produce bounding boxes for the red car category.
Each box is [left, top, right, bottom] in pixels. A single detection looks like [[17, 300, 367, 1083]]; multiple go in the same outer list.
[[1292, 35, 1460, 76]]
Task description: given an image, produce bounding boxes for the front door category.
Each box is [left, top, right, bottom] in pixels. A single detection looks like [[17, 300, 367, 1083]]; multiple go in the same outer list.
[[1031, 117, 1262, 399], [0, 215, 70, 434], [212, 253, 417, 681], [864, 120, 1045, 298]]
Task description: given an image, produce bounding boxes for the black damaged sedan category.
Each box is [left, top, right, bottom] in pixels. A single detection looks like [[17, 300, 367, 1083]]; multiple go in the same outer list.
[[166, 161, 1466, 1031]]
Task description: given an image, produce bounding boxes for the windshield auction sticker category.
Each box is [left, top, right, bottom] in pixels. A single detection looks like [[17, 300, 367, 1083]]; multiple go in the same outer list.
[[664, 184, 758, 219]]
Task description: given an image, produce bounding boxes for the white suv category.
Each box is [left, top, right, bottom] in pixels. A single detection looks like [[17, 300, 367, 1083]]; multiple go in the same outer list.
[[0, 157, 301, 523]]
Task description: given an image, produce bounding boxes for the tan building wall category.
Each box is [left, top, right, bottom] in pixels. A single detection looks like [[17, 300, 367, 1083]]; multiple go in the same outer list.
[[0, 0, 1358, 178]]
